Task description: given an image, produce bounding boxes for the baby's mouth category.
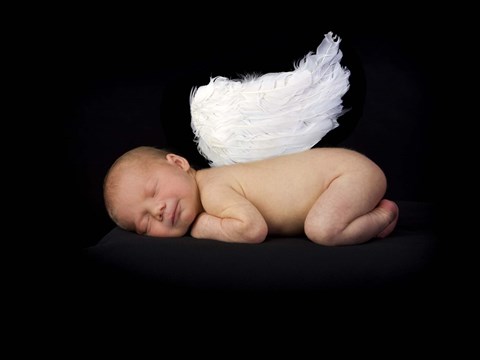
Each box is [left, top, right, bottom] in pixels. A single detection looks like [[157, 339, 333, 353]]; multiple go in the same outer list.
[[170, 202, 178, 225]]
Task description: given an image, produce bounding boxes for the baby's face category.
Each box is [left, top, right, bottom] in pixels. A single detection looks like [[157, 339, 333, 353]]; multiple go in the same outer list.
[[111, 156, 200, 237]]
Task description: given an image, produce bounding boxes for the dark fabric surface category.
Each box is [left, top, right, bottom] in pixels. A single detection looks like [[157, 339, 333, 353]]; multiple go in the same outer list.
[[80, 201, 440, 293]]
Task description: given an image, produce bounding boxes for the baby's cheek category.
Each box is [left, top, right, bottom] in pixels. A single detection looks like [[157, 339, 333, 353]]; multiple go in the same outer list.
[[182, 209, 196, 225]]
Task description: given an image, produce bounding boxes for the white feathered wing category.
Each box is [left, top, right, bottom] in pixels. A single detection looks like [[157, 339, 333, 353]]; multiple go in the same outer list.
[[190, 31, 350, 167]]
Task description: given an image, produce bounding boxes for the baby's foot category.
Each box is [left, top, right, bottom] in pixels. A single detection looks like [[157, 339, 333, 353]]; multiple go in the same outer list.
[[376, 199, 399, 238]]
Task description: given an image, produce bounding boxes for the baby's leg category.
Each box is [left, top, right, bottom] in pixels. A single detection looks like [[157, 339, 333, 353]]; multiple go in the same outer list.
[[304, 168, 399, 246]]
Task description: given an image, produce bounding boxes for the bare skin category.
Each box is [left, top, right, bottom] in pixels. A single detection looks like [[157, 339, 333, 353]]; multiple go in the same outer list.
[[104, 147, 399, 246]]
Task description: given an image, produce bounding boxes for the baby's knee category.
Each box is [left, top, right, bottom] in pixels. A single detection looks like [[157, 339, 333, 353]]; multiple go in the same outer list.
[[373, 164, 387, 190], [304, 221, 345, 246]]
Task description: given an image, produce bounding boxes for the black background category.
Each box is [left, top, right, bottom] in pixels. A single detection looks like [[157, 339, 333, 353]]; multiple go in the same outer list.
[[59, 10, 443, 250], [41, 7, 474, 337]]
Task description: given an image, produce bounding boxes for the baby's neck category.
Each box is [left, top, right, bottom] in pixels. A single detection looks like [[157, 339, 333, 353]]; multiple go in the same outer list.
[[192, 169, 205, 213]]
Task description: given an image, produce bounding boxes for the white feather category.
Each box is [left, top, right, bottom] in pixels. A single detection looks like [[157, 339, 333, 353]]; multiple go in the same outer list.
[[190, 31, 350, 167]]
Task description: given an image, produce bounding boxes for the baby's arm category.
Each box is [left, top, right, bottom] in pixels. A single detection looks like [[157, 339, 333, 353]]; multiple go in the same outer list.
[[190, 186, 268, 243]]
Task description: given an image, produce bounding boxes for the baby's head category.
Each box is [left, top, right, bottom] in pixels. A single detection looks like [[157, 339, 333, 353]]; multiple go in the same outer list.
[[104, 146, 202, 237]]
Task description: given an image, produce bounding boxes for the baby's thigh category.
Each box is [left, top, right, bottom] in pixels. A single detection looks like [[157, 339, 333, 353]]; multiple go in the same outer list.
[[306, 167, 387, 223]]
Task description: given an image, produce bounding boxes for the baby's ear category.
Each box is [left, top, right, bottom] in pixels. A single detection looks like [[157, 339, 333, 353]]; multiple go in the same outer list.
[[166, 153, 190, 171]]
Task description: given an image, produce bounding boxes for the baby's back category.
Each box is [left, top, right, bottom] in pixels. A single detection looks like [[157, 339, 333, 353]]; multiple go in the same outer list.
[[198, 148, 375, 235]]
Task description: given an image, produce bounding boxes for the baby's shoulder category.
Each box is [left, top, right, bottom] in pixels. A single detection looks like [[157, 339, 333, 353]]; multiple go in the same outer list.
[[196, 166, 238, 188]]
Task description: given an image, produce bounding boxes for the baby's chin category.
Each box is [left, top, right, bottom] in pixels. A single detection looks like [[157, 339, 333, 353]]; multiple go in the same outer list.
[[170, 229, 189, 238], [173, 221, 192, 237]]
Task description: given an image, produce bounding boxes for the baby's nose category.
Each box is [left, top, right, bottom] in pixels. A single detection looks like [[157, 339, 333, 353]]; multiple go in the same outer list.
[[153, 202, 166, 221]]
